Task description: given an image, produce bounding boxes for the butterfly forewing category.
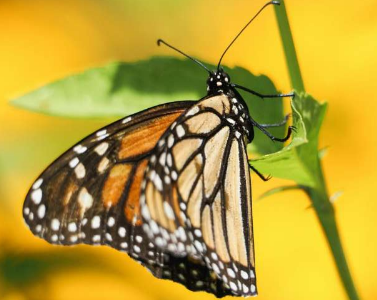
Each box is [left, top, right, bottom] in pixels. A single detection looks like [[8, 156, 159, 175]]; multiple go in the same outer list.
[[140, 94, 257, 296], [23, 102, 190, 245]]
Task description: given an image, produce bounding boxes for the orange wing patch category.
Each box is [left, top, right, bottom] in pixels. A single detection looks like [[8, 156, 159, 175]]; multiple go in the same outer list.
[[118, 112, 183, 160], [124, 159, 149, 225], [63, 180, 79, 206], [102, 164, 133, 208]]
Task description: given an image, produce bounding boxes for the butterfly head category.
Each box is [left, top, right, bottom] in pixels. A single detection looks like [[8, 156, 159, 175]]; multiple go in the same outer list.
[[207, 68, 231, 95]]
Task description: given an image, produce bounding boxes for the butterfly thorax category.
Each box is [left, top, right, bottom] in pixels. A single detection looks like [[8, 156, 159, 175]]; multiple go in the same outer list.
[[206, 69, 231, 95]]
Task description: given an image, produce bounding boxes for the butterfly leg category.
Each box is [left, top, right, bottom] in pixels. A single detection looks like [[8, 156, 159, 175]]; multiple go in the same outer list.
[[232, 83, 295, 99], [259, 113, 291, 128], [248, 162, 271, 181], [251, 119, 295, 142]]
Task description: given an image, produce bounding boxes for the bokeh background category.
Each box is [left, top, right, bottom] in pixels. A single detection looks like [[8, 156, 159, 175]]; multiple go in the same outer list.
[[1, 0, 376, 299]]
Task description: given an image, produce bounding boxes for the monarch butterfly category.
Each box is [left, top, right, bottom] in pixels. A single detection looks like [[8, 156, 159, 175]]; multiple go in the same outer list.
[[22, 1, 294, 297]]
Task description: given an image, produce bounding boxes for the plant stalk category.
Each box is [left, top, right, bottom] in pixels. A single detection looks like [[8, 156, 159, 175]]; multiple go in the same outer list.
[[274, 0, 305, 93], [274, 2, 360, 299], [308, 183, 360, 300]]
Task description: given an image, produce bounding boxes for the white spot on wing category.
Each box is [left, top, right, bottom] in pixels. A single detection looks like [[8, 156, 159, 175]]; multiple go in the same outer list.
[[73, 144, 87, 154], [241, 270, 249, 279], [194, 229, 202, 237], [177, 227, 186, 242], [168, 135, 174, 148], [167, 153, 173, 167], [186, 106, 199, 117], [31, 189, 42, 205], [159, 152, 166, 166], [229, 282, 238, 291], [122, 116, 132, 124], [164, 175, 171, 184], [150, 221, 159, 234], [32, 178, 43, 190], [96, 129, 107, 137], [51, 219, 60, 231], [141, 206, 151, 220], [91, 216, 101, 229], [97, 134, 109, 141], [107, 217, 115, 227], [98, 157, 110, 173], [37, 204, 46, 219], [176, 125, 185, 138], [68, 222, 77, 232], [118, 227, 126, 237], [212, 263, 220, 273], [154, 174, 163, 191], [78, 188, 93, 217], [227, 268, 236, 278], [74, 163, 86, 179], [232, 106, 239, 115], [163, 202, 175, 220], [194, 240, 204, 252], [94, 142, 109, 156], [227, 118, 236, 125], [92, 235, 101, 242], [69, 157, 79, 168]]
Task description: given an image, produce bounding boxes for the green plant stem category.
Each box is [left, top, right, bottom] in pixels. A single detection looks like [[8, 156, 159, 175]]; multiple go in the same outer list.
[[308, 183, 360, 300], [274, 2, 360, 300], [274, 1, 305, 93]]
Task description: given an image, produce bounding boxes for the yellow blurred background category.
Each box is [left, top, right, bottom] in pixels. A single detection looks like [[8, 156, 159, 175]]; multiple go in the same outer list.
[[1, 0, 376, 299]]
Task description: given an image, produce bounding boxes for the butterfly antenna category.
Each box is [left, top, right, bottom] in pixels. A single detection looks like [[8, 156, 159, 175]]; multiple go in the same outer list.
[[217, 1, 280, 71], [157, 39, 211, 74]]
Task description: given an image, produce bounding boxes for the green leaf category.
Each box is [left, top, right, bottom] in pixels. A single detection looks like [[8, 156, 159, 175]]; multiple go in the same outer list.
[[11, 57, 326, 187], [11, 56, 287, 155], [250, 92, 328, 187]]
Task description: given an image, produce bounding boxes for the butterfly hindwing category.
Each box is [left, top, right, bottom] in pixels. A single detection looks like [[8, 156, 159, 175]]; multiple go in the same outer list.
[[140, 94, 257, 296]]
